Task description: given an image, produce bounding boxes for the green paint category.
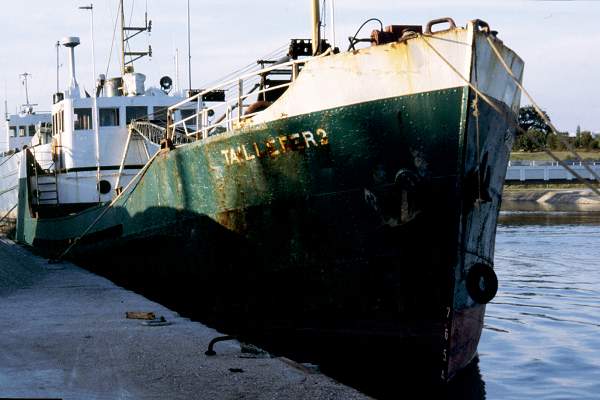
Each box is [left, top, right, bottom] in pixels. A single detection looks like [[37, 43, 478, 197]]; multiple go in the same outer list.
[[19, 87, 470, 244]]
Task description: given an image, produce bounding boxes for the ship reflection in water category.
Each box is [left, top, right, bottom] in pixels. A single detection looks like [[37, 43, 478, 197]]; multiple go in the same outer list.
[[321, 356, 487, 399]]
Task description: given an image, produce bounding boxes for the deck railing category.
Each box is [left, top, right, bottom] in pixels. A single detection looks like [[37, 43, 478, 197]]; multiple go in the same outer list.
[[166, 49, 330, 142], [506, 160, 600, 182]]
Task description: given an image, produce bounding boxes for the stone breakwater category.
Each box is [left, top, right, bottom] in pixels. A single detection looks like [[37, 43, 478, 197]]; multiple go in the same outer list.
[[503, 188, 600, 205]]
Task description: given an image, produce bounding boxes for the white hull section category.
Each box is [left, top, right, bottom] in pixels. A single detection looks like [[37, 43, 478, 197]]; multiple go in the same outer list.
[[472, 33, 523, 113], [0, 153, 23, 218], [252, 26, 523, 125], [31, 170, 140, 205]]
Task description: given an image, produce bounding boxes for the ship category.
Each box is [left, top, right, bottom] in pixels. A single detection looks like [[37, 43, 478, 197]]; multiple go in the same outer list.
[[0, 2, 193, 235], [1, 1, 524, 389], [1, 73, 52, 234]]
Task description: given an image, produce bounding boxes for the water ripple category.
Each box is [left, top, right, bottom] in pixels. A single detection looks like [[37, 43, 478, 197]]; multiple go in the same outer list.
[[478, 210, 600, 399]]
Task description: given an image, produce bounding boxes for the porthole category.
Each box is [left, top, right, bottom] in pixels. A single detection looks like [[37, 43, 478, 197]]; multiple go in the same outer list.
[[98, 180, 111, 195]]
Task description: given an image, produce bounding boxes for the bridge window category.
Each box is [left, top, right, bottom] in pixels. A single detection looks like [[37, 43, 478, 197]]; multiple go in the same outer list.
[[152, 106, 168, 121], [180, 109, 196, 129], [99, 108, 120, 127], [126, 106, 148, 124], [18, 126, 26, 137], [28, 125, 36, 136], [9, 126, 16, 137], [74, 108, 93, 130]]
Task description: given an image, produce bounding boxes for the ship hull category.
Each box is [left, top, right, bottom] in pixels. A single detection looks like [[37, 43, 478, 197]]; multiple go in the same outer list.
[[13, 24, 522, 386], [17, 85, 513, 380], [0, 153, 22, 236]]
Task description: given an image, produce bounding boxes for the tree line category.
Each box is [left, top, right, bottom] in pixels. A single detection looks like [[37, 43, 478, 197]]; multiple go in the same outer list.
[[513, 105, 598, 152]]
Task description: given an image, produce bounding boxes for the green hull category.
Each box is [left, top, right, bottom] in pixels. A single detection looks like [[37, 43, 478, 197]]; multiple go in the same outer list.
[[17, 86, 513, 383]]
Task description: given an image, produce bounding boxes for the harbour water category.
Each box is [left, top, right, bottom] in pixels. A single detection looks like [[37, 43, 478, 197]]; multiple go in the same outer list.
[[476, 203, 600, 399]]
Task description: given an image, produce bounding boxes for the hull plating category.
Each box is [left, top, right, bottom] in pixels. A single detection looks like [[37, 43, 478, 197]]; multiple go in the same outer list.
[[16, 86, 514, 382]]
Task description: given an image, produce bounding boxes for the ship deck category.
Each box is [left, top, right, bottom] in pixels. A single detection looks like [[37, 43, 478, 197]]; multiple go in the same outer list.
[[0, 238, 367, 399]]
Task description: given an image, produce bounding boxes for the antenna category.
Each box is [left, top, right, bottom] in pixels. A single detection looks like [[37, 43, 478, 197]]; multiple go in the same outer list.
[[4, 82, 8, 122], [330, 0, 336, 48], [20, 73, 31, 106], [79, 3, 101, 202], [187, 0, 192, 91], [56, 41, 60, 93], [19, 72, 38, 114], [175, 48, 180, 93], [311, 0, 321, 55], [120, 0, 152, 74]]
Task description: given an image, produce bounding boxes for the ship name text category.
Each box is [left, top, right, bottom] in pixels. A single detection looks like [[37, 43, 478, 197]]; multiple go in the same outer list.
[[219, 128, 328, 166]]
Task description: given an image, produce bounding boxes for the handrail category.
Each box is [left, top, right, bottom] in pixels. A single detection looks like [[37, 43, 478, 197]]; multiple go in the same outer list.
[[166, 48, 333, 141], [168, 54, 314, 110], [0, 204, 18, 225], [173, 82, 294, 140]]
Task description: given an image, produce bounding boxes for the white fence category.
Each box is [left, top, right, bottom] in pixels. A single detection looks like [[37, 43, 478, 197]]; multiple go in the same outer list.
[[506, 160, 600, 181]]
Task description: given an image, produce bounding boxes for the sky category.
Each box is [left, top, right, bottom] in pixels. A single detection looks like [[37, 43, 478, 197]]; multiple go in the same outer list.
[[0, 0, 599, 133]]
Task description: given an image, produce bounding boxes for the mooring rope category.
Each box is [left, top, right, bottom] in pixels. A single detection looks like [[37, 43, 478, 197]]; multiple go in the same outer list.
[[420, 33, 600, 197], [484, 35, 600, 183], [52, 151, 160, 263], [0, 204, 17, 225]]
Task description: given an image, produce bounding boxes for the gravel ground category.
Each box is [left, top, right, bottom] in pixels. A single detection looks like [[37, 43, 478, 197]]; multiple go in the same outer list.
[[0, 238, 370, 400]]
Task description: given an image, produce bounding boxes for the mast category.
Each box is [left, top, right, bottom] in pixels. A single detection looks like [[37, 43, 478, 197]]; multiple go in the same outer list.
[[79, 4, 101, 202], [187, 0, 192, 91], [4, 82, 8, 122], [19, 72, 37, 114], [20, 73, 31, 108], [311, 0, 321, 55], [56, 41, 60, 93], [120, 0, 125, 74], [120, 0, 152, 74], [175, 48, 180, 93], [329, 0, 336, 49]]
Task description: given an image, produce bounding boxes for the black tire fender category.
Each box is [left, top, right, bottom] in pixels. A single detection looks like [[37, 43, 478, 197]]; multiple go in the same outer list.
[[466, 263, 498, 304]]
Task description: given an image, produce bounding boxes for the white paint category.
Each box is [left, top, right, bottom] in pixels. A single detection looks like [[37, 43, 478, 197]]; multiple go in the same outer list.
[[252, 28, 474, 124], [0, 152, 23, 217], [2, 111, 52, 154], [1, 82, 192, 212], [251, 26, 523, 125], [473, 33, 524, 113], [33, 169, 139, 204]]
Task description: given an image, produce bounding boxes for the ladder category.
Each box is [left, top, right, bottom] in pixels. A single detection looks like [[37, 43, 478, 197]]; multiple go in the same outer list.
[[32, 147, 59, 206]]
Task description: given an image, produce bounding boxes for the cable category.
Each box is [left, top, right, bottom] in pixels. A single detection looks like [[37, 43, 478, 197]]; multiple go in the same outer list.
[[484, 35, 600, 183], [105, 0, 121, 77], [347, 18, 383, 51], [421, 32, 600, 197]]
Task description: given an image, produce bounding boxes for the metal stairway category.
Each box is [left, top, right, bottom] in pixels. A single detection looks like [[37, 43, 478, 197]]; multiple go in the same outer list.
[[31, 147, 59, 206], [35, 174, 59, 205]]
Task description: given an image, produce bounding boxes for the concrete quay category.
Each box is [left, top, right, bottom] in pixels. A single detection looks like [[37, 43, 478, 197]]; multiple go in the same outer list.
[[0, 238, 369, 400]]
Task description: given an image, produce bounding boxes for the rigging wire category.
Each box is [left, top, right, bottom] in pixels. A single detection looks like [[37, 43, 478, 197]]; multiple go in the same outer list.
[[484, 35, 600, 183], [199, 44, 289, 89], [420, 33, 600, 197], [145, 0, 150, 61], [124, 0, 136, 66], [105, 0, 121, 77]]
